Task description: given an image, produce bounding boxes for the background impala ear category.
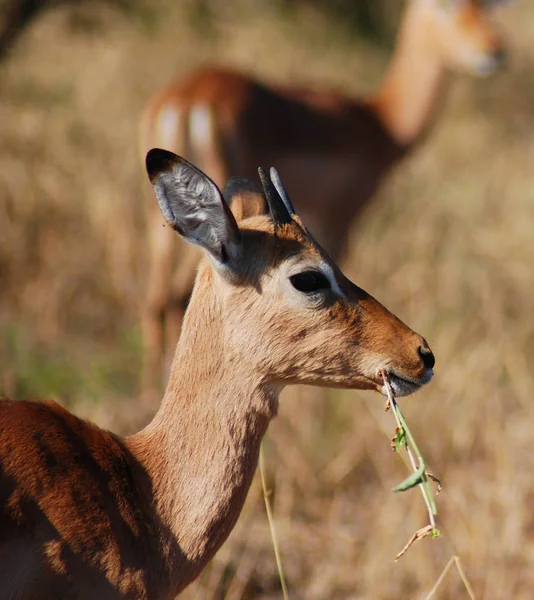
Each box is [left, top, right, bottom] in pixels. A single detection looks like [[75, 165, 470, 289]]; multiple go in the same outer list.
[[146, 149, 241, 264], [222, 177, 267, 222]]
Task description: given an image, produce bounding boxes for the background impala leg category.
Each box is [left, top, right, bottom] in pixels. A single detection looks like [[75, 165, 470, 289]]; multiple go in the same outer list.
[[141, 220, 176, 400], [163, 245, 202, 378]]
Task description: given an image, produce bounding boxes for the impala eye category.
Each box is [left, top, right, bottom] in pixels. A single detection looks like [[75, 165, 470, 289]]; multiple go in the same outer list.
[[290, 271, 331, 294]]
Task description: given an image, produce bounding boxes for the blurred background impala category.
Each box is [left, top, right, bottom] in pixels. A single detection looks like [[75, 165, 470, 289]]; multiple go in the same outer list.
[[139, 0, 508, 396], [0, 1, 533, 598]]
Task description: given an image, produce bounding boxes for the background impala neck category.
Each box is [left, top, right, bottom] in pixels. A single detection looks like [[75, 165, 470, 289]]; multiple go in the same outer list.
[[129, 270, 278, 587], [370, 4, 445, 146]]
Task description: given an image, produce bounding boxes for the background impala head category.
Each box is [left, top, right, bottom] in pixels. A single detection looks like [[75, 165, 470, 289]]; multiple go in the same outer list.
[[415, 0, 507, 75], [139, 0, 514, 396], [147, 149, 435, 397]]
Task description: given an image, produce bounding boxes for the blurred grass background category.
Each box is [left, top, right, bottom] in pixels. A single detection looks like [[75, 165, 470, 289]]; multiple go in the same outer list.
[[1, 0, 534, 598]]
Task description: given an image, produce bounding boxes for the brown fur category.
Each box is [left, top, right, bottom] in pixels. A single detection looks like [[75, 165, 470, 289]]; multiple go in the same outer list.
[[0, 171, 434, 597], [139, 0, 506, 394], [0, 399, 169, 599]]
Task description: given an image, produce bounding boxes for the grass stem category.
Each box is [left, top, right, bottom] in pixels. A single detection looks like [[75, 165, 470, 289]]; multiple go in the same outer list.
[[259, 444, 290, 600]]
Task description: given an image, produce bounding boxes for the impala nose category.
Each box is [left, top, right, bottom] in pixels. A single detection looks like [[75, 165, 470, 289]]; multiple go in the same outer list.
[[418, 343, 435, 370]]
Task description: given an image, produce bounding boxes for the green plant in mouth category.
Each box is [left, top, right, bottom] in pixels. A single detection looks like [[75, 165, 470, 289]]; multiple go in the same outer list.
[[380, 370, 441, 561]]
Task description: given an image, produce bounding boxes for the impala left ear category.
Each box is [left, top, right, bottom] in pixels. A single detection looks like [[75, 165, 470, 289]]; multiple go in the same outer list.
[[146, 149, 241, 265]]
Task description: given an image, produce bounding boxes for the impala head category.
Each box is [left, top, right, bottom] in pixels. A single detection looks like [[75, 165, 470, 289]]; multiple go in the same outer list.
[[417, 0, 512, 76], [146, 149, 434, 397]]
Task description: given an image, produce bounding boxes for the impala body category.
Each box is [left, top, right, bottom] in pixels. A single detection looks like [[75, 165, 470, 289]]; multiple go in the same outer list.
[[0, 150, 434, 598], [140, 0, 510, 392]]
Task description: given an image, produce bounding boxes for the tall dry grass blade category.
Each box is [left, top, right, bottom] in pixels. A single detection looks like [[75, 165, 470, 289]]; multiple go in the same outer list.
[[453, 555, 477, 600], [424, 555, 476, 600], [423, 555, 455, 599], [259, 443, 290, 600]]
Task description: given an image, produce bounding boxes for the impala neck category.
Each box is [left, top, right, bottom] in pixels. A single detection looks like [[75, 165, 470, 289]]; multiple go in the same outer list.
[[129, 267, 278, 588], [370, 2, 446, 146]]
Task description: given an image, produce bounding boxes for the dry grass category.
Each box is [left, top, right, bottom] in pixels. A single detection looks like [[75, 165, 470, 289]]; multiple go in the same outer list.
[[1, 1, 534, 598]]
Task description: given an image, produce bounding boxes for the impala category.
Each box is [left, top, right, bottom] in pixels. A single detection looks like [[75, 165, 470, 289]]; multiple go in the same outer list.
[[0, 150, 434, 598], [140, 0, 510, 393]]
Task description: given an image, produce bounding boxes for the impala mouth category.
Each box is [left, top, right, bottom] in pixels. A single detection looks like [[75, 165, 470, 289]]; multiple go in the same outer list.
[[380, 369, 433, 398]]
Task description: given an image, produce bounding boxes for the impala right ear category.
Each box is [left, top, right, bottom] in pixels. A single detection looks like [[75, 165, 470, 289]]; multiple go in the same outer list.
[[146, 149, 241, 265]]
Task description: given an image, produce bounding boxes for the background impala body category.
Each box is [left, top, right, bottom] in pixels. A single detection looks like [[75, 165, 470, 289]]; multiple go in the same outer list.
[[0, 150, 434, 599], [140, 0, 507, 392]]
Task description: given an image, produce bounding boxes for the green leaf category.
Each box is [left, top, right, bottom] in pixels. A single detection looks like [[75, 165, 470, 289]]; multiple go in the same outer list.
[[392, 462, 425, 492], [394, 427, 407, 452]]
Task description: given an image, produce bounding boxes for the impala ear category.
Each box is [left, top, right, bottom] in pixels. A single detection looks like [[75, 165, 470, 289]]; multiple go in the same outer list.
[[223, 177, 267, 222], [146, 149, 241, 265], [258, 167, 293, 230]]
